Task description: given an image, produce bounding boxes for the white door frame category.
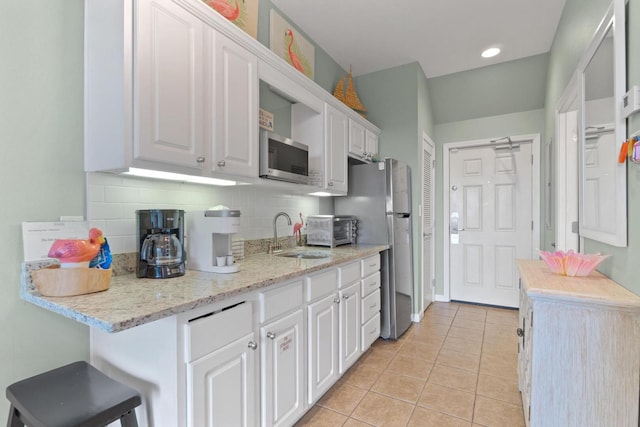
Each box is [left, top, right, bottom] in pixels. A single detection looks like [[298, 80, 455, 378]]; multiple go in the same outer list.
[[420, 133, 435, 317], [441, 133, 540, 302], [555, 73, 581, 252]]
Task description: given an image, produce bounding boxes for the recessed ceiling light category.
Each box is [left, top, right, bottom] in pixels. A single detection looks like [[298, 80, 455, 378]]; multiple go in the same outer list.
[[481, 47, 501, 58]]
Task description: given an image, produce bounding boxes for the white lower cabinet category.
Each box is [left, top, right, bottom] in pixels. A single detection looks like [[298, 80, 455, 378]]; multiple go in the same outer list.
[[90, 253, 383, 427], [259, 280, 305, 427], [185, 302, 258, 427], [360, 255, 381, 352], [307, 292, 339, 404]]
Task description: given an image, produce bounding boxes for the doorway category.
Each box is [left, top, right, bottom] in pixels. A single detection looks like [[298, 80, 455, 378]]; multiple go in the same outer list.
[[442, 135, 540, 308]]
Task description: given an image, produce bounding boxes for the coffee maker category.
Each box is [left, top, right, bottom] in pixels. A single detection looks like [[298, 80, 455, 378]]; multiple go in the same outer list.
[[136, 209, 186, 278], [187, 209, 240, 273]]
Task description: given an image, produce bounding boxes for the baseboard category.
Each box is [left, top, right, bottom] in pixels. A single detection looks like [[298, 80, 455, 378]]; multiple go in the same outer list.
[[435, 294, 450, 302]]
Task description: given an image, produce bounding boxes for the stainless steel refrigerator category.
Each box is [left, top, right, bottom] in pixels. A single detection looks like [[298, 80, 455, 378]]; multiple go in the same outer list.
[[335, 158, 414, 339]]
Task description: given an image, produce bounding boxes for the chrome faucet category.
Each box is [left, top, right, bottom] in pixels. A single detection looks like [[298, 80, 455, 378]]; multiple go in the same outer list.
[[270, 212, 292, 253]]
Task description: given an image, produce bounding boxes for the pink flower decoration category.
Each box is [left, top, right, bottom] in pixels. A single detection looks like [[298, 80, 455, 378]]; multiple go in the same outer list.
[[539, 250, 609, 276]]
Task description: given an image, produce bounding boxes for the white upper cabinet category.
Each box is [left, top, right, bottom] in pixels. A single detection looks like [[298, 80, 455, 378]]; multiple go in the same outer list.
[[211, 31, 258, 178], [365, 129, 379, 160], [85, 0, 380, 187], [135, 0, 206, 169], [85, 0, 208, 175], [348, 119, 366, 159], [324, 103, 348, 194]]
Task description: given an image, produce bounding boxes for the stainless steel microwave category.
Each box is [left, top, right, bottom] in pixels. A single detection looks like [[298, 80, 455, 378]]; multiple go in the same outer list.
[[259, 130, 309, 184]]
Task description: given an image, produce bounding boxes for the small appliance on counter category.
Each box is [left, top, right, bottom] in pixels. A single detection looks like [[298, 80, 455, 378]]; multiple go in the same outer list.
[[136, 209, 185, 279], [187, 208, 241, 273], [305, 215, 357, 247]]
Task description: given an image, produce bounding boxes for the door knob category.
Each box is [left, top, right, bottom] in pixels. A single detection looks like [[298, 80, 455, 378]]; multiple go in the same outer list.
[[196, 156, 205, 163], [516, 328, 524, 338], [266, 331, 276, 340], [217, 160, 226, 167], [248, 341, 258, 350]]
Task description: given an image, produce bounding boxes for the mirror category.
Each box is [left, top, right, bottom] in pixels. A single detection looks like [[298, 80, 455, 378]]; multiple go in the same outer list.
[[579, 0, 627, 247]]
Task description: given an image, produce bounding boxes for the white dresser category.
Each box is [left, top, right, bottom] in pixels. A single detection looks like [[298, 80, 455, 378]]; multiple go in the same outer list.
[[516, 260, 640, 427]]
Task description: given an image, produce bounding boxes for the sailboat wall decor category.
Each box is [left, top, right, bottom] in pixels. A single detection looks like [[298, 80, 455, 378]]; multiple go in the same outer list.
[[333, 67, 366, 116]]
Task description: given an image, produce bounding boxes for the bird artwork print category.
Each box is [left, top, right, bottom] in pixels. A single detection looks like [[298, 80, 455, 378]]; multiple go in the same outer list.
[[293, 212, 304, 244], [204, 0, 247, 27], [284, 29, 312, 78]]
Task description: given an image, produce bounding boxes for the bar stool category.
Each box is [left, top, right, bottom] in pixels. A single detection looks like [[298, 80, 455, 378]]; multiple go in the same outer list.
[[6, 361, 141, 427]]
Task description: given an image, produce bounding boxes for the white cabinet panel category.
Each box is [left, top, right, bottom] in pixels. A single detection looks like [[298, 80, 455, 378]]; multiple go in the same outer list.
[[136, 0, 205, 168], [324, 103, 348, 193], [212, 33, 258, 178], [339, 281, 360, 373], [187, 332, 257, 427], [307, 293, 339, 404], [261, 309, 304, 427]]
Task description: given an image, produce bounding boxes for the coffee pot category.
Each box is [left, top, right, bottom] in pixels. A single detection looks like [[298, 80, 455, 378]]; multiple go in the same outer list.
[[136, 209, 185, 278]]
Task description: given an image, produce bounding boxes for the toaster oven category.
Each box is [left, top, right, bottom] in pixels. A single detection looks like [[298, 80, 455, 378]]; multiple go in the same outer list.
[[306, 215, 357, 247]]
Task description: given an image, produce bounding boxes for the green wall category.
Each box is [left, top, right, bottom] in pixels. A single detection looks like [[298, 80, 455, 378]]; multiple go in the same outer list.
[[429, 54, 549, 124], [0, 0, 88, 422], [355, 62, 435, 314]]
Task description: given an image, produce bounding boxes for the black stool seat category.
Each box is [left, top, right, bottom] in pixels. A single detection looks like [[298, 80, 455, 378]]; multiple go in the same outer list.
[[6, 361, 141, 427]]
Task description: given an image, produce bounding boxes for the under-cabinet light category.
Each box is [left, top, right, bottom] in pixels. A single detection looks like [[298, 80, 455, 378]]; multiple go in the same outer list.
[[308, 192, 334, 197], [123, 168, 237, 186]]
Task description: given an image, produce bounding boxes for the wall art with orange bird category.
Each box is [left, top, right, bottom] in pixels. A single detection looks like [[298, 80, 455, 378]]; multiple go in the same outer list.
[[269, 10, 315, 79], [202, 0, 259, 39]]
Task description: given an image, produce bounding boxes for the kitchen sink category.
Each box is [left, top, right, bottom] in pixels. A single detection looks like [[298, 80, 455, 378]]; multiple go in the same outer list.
[[275, 250, 332, 259]]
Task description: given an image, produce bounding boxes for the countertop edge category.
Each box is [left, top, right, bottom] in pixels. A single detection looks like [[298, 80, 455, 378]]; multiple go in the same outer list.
[[23, 245, 387, 332]]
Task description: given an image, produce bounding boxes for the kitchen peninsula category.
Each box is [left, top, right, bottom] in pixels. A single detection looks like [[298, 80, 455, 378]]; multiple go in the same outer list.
[[22, 245, 387, 426]]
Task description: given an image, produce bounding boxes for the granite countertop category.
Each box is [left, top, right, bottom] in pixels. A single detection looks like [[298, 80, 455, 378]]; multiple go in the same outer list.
[[22, 245, 387, 333]]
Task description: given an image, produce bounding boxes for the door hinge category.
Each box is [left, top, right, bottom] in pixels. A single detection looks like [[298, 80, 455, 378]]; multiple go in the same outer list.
[[531, 154, 534, 165], [432, 159, 436, 168], [531, 221, 534, 231], [571, 221, 579, 233], [530, 311, 534, 327], [528, 405, 531, 420]]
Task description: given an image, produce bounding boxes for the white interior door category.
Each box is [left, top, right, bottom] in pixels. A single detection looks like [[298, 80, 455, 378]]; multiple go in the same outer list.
[[448, 142, 533, 307], [422, 135, 435, 313]]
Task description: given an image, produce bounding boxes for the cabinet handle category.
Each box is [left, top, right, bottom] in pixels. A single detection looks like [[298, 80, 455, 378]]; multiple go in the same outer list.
[[266, 331, 276, 340], [248, 341, 258, 350], [342, 294, 350, 300], [217, 160, 226, 167], [516, 328, 524, 338], [196, 156, 205, 163], [369, 304, 377, 309], [328, 181, 334, 187], [333, 297, 341, 304]]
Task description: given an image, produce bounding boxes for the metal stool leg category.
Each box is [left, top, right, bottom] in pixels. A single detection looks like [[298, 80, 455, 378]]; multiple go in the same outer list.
[[120, 409, 139, 427], [6, 405, 23, 427]]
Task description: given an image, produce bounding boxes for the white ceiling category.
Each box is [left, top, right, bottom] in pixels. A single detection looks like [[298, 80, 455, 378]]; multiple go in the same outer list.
[[270, 0, 567, 78]]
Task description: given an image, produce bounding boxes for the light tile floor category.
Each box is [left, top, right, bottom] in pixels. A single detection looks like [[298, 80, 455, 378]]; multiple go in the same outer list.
[[295, 301, 525, 427]]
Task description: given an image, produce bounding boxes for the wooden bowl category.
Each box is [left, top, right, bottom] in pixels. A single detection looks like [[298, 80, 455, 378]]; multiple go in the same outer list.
[[32, 266, 112, 297]]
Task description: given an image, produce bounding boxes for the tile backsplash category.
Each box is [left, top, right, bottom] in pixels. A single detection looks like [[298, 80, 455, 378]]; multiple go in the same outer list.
[[86, 172, 320, 254]]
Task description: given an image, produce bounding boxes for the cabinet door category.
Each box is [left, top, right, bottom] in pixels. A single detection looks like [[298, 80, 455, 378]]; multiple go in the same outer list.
[[348, 119, 366, 158], [517, 285, 532, 425], [339, 282, 360, 374], [307, 293, 339, 404], [261, 309, 305, 427], [365, 130, 379, 160], [136, 0, 205, 169], [324, 104, 348, 193], [187, 332, 258, 427], [213, 33, 258, 178]]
